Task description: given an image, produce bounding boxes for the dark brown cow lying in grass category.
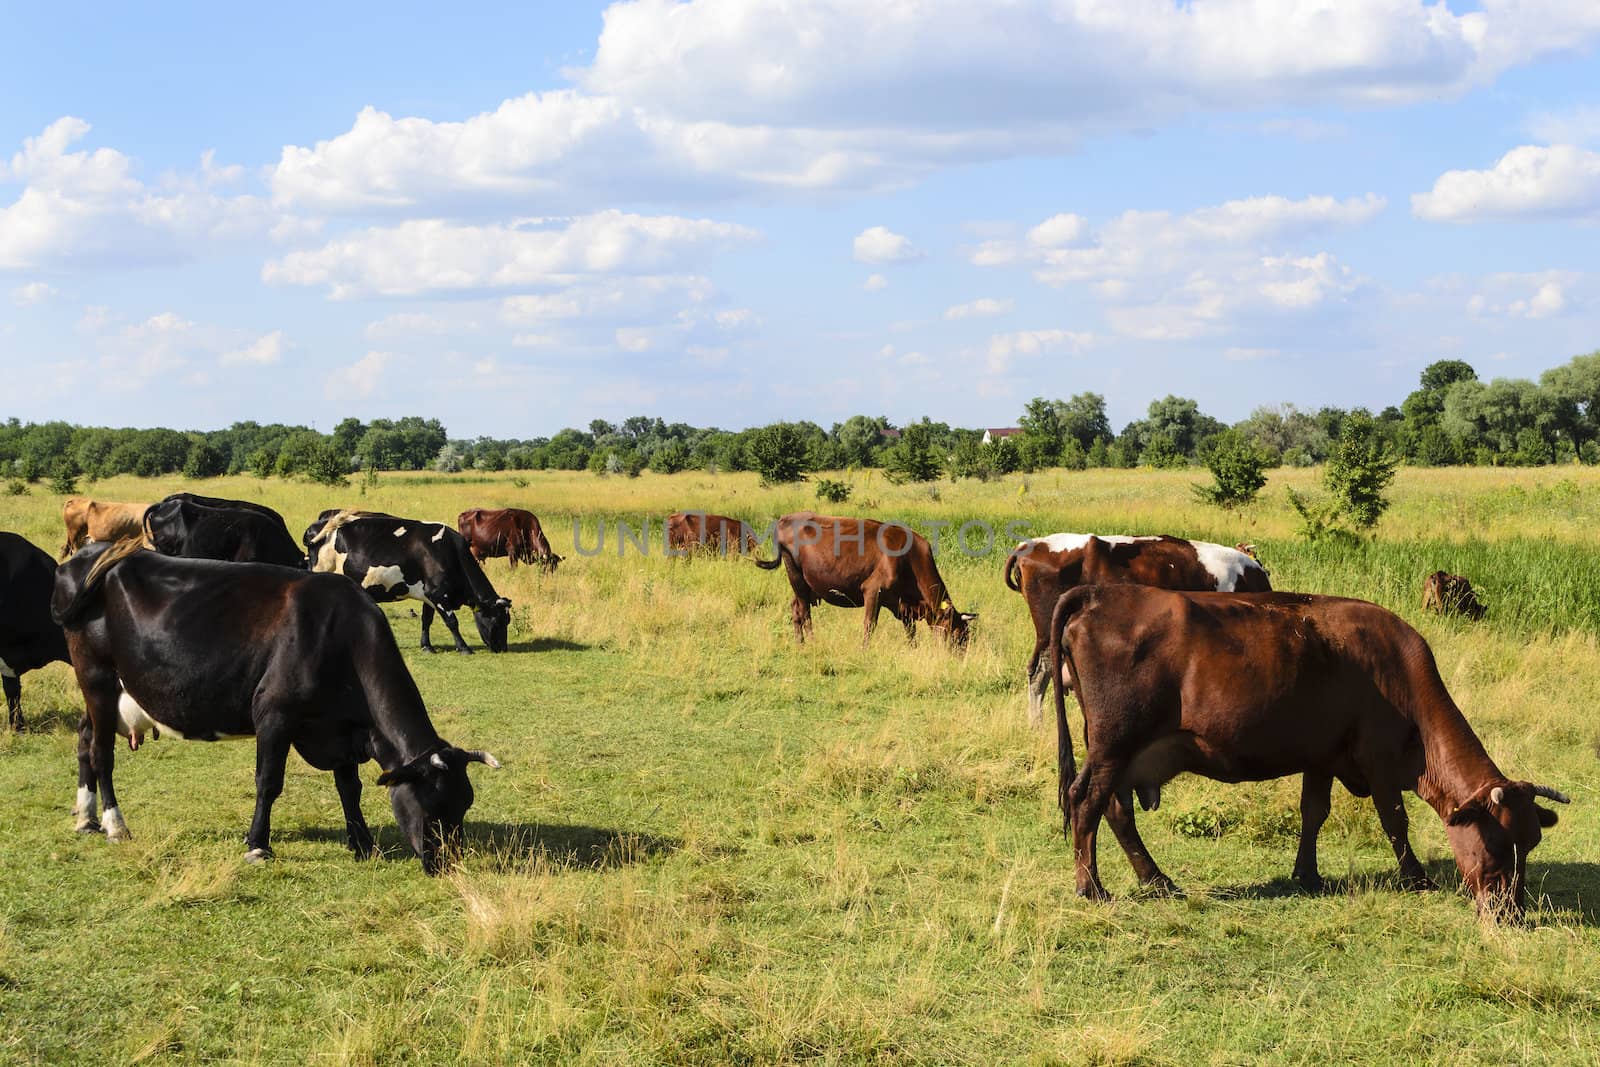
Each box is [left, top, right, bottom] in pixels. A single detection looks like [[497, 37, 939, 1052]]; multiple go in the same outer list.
[[1421, 571, 1487, 621], [756, 512, 975, 645], [666, 511, 758, 557], [1048, 584, 1567, 919], [1005, 533, 1271, 726]]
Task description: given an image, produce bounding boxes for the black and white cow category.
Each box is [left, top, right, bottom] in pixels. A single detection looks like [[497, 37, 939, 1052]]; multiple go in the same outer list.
[[145, 494, 304, 568], [52, 541, 500, 872], [305, 510, 512, 654], [1, 532, 72, 731]]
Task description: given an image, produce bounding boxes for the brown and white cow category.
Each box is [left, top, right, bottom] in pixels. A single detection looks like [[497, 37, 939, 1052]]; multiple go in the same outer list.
[[1048, 584, 1568, 919], [756, 512, 975, 645], [666, 511, 758, 558], [60, 498, 153, 560], [457, 508, 561, 572], [1005, 533, 1271, 727]]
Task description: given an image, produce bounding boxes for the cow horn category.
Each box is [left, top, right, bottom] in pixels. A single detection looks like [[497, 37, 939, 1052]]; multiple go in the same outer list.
[[465, 750, 501, 768], [1531, 785, 1571, 804], [430, 752, 449, 770], [1490, 786, 1504, 806]]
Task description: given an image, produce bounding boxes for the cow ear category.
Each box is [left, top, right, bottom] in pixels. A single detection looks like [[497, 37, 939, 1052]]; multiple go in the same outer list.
[[1447, 801, 1487, 827], [376, 766, 418, 787], [1536, 805, 1560, 828], [960, 612, 978, 621]]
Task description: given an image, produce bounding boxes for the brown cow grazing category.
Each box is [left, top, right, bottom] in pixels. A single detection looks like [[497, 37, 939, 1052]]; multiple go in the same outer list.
[[457, 508, 561, 573], [1005, 534, 1271, 727], [60, 498, 153, 560], [756, 512, 975, 645], [1048, 585, 1568, 919], [1422, 571, 1486, 621], [666, 511, 758, 558]]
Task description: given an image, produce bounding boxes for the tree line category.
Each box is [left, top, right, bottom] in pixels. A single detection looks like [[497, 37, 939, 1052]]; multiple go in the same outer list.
[[4, 352, 1598, 490]]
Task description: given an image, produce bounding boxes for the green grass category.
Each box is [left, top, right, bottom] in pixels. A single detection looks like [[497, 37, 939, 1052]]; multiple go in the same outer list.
[[2, 466, 1599, 1064]]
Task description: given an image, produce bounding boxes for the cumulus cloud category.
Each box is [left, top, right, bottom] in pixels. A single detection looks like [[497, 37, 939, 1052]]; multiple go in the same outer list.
[[1463, 271, 1583, 319], [945, 297, 1014, 319], [978, 193, 1381, 340], [10, 281, 56, 305], [984, 328, 1094, 374], [262, 211, 758, 298], [852, 226, 921, 265], [220, 330, 288, 366], [1413, 144, 1600, 222], [365, 312, 453, 338], [863, 273, 888, 291], [0, 117, 287, 273], [326, 350, 394, 399]]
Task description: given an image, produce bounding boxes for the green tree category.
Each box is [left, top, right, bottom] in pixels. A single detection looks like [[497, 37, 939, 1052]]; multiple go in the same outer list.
[[1323, 412, 1397, 529], [650, 440, 690, 474], [183, 440, 227, 479], [882, 422, 941, 482], [1193, 430, 1269, 508], [747, 423, 809, 484]]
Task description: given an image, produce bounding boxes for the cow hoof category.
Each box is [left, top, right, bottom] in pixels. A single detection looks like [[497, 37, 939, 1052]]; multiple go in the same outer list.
[[1136, 877, 1182, 899], [75, 819, 102, 835], [1401, 874, 1437, 893], [1076, 884, 1112, 902], [455, 647, 474, 655], [421, 646, 438, 654], [1294, 869, 1325, 893], [243, 847, 273, 863], [105, 828, 132, 842]]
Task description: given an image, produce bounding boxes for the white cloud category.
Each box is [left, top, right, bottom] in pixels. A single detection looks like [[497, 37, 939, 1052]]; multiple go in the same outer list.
[[365, 312, 453, 338], [262, 211, 758, 298], [10, 281, 56, 305], [326, 351, 394, 399], [1225, 346, 1281, 361], [863, 272, 888, 291], [616, 327, 654, 352], [978, 193, 1380, 340], [1462, 271, 1583, 319], [220, 330, 288, 366], [1525, 105, 1600, 146], [852, 225, 921, 265], [984, 328, 1094, 374], [945, 297, 1014, 319], [1413, 144, 1600, 222], [0, 117, 287, 273]]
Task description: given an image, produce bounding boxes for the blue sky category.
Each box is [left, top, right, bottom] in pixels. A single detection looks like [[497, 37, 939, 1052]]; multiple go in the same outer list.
[[4, 1, 1600, 437]]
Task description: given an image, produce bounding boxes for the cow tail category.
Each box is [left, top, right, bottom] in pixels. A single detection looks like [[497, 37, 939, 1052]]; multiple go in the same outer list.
[[1049, 585, 1094, 829], [1003, 545, 1027, 592], [753, 534, 785, 569]]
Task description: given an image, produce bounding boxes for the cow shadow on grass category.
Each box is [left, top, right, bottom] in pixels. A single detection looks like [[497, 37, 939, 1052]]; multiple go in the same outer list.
[[1217, 858, 1600, 926], [504, 637, 592, 654], [289, 821, 678, 873]]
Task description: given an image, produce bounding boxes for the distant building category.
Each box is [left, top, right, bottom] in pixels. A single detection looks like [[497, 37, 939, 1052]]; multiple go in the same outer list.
[[981, 427, 1022, 445], [880, 427, 902, 440]]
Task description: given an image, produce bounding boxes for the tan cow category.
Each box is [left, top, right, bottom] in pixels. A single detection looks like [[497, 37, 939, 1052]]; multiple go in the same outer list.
[[60, 498, 153, 560]]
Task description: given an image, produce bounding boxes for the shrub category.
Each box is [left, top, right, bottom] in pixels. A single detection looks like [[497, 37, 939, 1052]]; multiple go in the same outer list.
[[48, 459, 80, 495], [650, 441, 690, 474], [947, 437, 992, 481], [5, 479, 27, 496], [303, 443, 350, 487], [1323, 412, 1397, 529], [990, 436, 1021, 474], [1193, 429, 1269, 508], [183, 441, 227, 479], [815, 478, 853, 503], [882, 423, 941, 483], [747, 424, 809, 485], [1140, 433, 1186, 469]]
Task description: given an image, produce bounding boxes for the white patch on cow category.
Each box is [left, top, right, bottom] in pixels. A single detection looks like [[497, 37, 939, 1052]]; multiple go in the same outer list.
[[311, 539, 348, 575], [361, 563, 407, 591], [1192, 540, 1257, 591], [74, 785, 96, 822], [101, 805, 130, 840], [393, 526, 407, 537], [0, 657, 16, 679], [431, 525, 446, 542], [1026, 532, 1160, 554], [406, 582, 430, 605]]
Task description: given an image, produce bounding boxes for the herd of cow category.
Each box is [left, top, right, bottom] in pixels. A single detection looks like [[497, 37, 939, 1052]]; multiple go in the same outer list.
[[0, 495, 1573, 920]]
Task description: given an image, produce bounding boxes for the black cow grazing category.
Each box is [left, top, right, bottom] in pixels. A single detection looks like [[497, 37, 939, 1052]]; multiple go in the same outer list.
[[305, 510, 512, 654], [52, 541, 500, 872], [1, 532, 72, 731], [145, 495, 304, 568]]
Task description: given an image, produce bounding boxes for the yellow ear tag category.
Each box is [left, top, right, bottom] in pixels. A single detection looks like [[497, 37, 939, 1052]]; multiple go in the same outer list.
[[939, 599, 951, 611]]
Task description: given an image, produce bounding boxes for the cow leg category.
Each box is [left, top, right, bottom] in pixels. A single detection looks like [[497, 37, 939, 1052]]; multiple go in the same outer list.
[[1105, 791, 1177, 894], [77, 668, 130, 841], [3, 671, 20, 731], [419, 603, 438, 653], [74, 713, 100, 832], [1067, 764, 1116, 900], [861, 589, 881, 647], [1370, 783, 1434, 891], [1026, 644, 1051, 730], [333, 764, 376, 859], [790, 596, 812, 642], [244, 725, 292, 860], [1293, 773, 1333, 891], [437, 608, 475, 654]]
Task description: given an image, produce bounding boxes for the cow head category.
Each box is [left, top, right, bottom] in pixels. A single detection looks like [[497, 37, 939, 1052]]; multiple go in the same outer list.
[[932, 598, 977, 647], [377, 746, 501, 874], [473, 596, 512, 652], [1445, 780, 1567, 920]]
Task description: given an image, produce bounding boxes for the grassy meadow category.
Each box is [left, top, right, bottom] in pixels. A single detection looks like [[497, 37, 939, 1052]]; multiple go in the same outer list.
[[2, 464, 1600, 1064]]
